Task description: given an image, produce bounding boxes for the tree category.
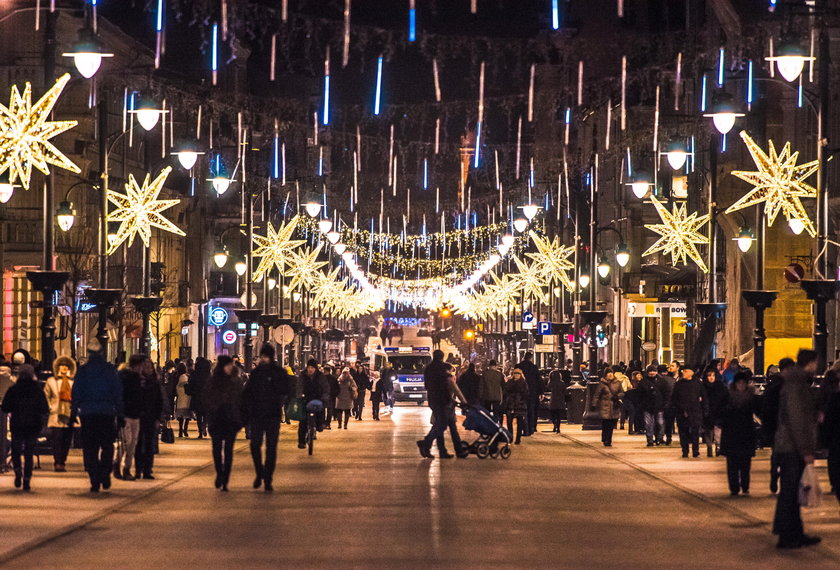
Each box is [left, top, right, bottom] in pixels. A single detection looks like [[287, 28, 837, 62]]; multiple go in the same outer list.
[[56, 223, 96, 361]]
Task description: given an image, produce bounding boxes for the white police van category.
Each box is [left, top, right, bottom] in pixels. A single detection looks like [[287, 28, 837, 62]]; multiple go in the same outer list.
[[371, 346, 432, 405]]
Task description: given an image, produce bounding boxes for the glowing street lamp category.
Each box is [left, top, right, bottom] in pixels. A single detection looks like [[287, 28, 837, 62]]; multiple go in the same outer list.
[[664, 139, 688, 170], [615, 243, 631, 268], [172, 144, 204, 170], [597, 257, 611, 278], [333, 243, 347, 255], [326, 230, 341, 244], [0, 174, 18, 203], [318, 219, 333, 234], [234, 257, 247, 276], [788, 217, 806, 235], [501, 234, 515, 247], [626, 171, 653, 199], [62, 30, 113, 79], [703, 96, 745, 135], [55, 201, 76, 232], [766, 39, 813, 83], [733, 226, 755, 253], [522, 203, 540, 221], [513, 217, 528, 233], [578, 272, 591, 289], [130, 97, 166, 131], [213, 245, 229, 268]]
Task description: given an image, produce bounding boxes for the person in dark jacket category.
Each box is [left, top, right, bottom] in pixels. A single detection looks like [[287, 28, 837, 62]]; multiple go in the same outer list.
[[479, 360, 505, 420], [417, 351, 467, 458], [351, 362, 370, 420], [1, 365, 49, 490], [189, 357, 211, 439], [702, 368, 730, 457], [134, 357, 163, 480], [370, 375, 383, 421], [457, 362, 482, 406], [378, 362, 396, 414], [115, 355, 144, 481], [297, 359, 330, 448], [72, 339, 123, 493], [772, 350, 821, 549], [671, 368, 708, 458], [243, 343, 290, 492], [719, 372, 757, 495], [761, 357, 794, 494], [822, 382, 840, 505], [203, 355, 243, 491], [623, 371, 642, 435], [503, 368, 529, 444], [657, 364, 677, 445], [323, 364, 339, 429], [515, 352, 541, 436], [638, 366, 663, 446], [547, 369, 567, 433]]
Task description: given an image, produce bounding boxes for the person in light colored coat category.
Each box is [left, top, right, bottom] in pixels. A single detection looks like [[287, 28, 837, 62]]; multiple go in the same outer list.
[[44, 355, 76, 471], [334, 368, 357, 430]]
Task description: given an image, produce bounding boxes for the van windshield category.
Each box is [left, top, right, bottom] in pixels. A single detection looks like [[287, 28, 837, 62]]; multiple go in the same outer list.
[[388, 355, 431, 373]]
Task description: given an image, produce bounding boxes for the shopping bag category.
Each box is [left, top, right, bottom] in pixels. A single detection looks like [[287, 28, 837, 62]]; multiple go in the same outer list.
[[798, 463, 822, 508], [160, 422, 175, 444], [285, 398, 304, 422]]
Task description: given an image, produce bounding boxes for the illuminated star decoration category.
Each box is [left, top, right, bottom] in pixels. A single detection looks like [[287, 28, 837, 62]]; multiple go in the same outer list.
[[526, 231, 575, 292], [285, 245, 328, 293], [511, 256, 549, 304], [0, 73, 80, 190], [252, 216, 305, 279], [726, 131, 818, 237], [107, 166, 184, 254], [643, 196, 709, 272]]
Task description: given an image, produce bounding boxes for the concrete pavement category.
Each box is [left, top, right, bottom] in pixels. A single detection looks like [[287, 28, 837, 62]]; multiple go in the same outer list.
[[1, 409, 839, 568]]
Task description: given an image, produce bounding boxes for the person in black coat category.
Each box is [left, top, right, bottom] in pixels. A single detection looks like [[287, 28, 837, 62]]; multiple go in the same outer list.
[[350, 362, 370, 420], [204, 355, 244, 491], [1, 365, 49, 490], [515, 352, 541, 436], [671, 368, 708, 458], [457, 362, 482, 406], [719, 373, 758, 495], [134, 357, 163, 480], [189, 357, 211, 439], [638, 366, 664, 446], [242, 344, 290, 492], [297, 359, 330, 448], [702, 368, 730, 457]]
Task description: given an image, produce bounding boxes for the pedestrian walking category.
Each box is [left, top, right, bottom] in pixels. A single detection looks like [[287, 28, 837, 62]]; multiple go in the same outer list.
[[658, 363, 677, 446], [0, 362, 13, 473], [323, 364, 339, 429], [297, 359, 330, 449], [547, 369, 567, 433], [115, 355, 144, 481], [616, 371, 632, 432], [772, 349, 822, 549], [370, 374, 383, 421], [594, 368, 624, 447], [72, 339, 123, 493], [638, 366, 663, 446], [334, 367, 358, 429], [761, 358, 794, 493], [174, 362, 194, 437], [204, 355, 244, 492], [479, 359, 504, 420], [515, 352, 541, 436], [1, 365, 49, 491], [702, 368, 729, 457], [457, 362, 482, 407], [623, 371, 642, 435], [134, 357, 163, 480], [417, 350, 467, 458], [379, 363, 396, 414], [351, 362, 370, 420], [719, 372, 757, 496], [502, 368, 529, 445], [189, 357, 211, 439], [672, 368, 707, 458], [44, 355, 76, 472], [243, 343, 290, 492]]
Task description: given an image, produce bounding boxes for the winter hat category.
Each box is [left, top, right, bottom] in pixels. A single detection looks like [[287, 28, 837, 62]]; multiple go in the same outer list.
[[342, 366, 351, 375], [259, 343, 276, 359], [306, 358, 318, 368]]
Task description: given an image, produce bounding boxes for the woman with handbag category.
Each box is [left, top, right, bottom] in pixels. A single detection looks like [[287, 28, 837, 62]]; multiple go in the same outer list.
[[334, 367, 358, 430], [594, 368, 624, 447], [174, 362, 194, 437], [44, 354, 76, 471], [203, 355, 244, 491]]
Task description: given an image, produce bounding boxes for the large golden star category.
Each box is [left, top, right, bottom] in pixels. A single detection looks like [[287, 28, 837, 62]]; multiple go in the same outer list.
[[252, 216, 305, 278], [726, 130, 818, 236], [643, 196, 709, 272], [526, 231, 575, 292], [285, 245, 328, 293], [511, 255, 549, 304], [107, 166, 184, 254], [0, 73, 80, 190]]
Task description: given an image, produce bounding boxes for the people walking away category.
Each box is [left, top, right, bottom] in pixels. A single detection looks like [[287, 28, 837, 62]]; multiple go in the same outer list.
[[370, 373, 383, 421], [616, 371, 632, 432], [0, 363, 13, 473], [351, 362, 370, 420], [115, 355, 144, 481], [719, 372, 757, 496], [242, 343, 290, 492], [335, 367, 358, 429], [672, 368, 707, 458], [134, 357, 163, 480], [515, 352, 541, 436], [658, 364, 677, 446], [379, 362, 396, 414], [297, 359, 330, 449], [772, 349, 822, 549], [189, 357, 211, 439], [417, 350, 468, 458], [702, 368, 730, 457], [457, 362, 482, 407], [594, 368, 624, 447], [761, 358, 793, 493], [547, 369, 567, 434], [44, 355, 76, 472], [1, 365, 49, 490], [479, 359, 505, 420], [623, 371, 642, 435], [204, 355, 243, 491], [174, 362, 194, 437], [323, 364, 339, 429], [72, 339, 123, 493], [638, 366, 663, 446], [502, 368, 529, 445]]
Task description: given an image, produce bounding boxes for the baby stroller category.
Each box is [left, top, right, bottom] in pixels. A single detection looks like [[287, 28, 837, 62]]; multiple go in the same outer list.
[[459, 404, 512, 459]]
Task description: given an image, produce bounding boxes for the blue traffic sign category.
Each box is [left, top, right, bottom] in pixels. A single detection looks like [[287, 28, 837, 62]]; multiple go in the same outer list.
[[208, 306, 229, 327], [537, 321, 552, 335], [522, 311, 534, 323]]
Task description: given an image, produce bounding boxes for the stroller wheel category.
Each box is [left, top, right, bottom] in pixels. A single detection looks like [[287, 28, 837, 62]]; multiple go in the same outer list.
[[476, 443, 490, 459], [490, 447, 500, 459], [499, 445, 511, 459]]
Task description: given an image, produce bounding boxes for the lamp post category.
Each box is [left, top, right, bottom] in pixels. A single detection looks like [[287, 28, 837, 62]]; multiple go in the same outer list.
[[741, 206, 777, 381]]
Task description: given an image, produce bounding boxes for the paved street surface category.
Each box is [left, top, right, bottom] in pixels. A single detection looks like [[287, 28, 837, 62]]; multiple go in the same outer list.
[[3, 407, 840, 569]]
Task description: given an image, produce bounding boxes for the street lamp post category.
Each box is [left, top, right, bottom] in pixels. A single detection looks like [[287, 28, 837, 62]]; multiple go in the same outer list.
[[234, 136, 261, 371], [742, 207, 777, 381]]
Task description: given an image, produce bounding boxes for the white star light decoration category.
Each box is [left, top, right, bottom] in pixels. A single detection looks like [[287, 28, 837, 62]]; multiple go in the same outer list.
[[526, 231, 575, 292], [726, 131, 818, 237], [252, 216, 305, 279], [0, 73, 81, 189], [107, 166, 184, 254], [643, 196, 709, 272]]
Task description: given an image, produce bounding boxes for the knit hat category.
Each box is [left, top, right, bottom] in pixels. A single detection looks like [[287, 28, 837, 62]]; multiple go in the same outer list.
[[306, 358, 318, 368], [259, 343, 275, 359]]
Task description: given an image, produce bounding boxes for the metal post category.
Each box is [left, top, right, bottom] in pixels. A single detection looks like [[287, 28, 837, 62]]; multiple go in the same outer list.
[[588, 163, 598, 370]]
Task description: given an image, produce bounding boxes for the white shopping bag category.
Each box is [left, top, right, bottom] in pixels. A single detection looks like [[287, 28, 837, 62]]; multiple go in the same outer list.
[[798, 463, 823, 508]]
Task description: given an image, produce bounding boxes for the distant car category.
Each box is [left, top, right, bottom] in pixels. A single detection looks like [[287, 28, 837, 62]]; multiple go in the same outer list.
[[371, 347, 432, 405]]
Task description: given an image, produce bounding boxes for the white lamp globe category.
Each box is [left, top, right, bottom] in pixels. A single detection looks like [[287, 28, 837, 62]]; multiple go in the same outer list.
[[513, 218, 528, 233], [597, 258, 611, 279], [0, 181, 14, 203], [326, 230, 341, 244], [497, 243, 511, 256], [615, 244, 631, 268], [234, 259, 247, 276], [305, 202, 322, 217], [578, 273, 591, 288], [788, 218, 806, 235], [665, 141, 688, 170], [213, 248, 228, 268], [318, 219, 333, 234], [334, 243, 347, 255], [176, 150, 199, 170], [522, 204, 539, 221]]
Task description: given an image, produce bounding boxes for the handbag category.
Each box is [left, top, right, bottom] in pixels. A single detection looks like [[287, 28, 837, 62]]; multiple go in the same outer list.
[[798, 463, 822, 508], [285, 398, 304, 422], [160, 422, 175, 444]]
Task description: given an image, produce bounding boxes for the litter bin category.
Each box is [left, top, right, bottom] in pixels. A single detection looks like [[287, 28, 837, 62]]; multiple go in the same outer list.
[[566, 383, 586, 424]]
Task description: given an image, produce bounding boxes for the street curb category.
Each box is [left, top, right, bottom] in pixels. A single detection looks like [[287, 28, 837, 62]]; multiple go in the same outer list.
[[0, 442, 249, 565], [560, 432, 840, 562]]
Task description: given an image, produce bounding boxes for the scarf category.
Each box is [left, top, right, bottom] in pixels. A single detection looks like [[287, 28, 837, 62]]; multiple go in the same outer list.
[[58, 376, 72, 402]]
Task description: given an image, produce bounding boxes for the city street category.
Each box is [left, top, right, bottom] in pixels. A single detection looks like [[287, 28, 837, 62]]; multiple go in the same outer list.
[[2, 408, 839, 569]]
